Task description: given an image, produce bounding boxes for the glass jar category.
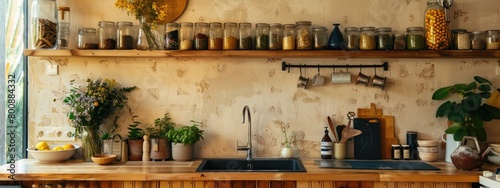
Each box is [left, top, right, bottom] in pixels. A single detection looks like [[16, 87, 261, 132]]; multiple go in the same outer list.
[[282, 24, 296, 50], [375, 27, 393, 50], [457, 32, 470, 50], [58, 6, 70, 24], [223, 22, 238, 50], [470, 31, 485, 50], [239, 22, 253, 50], [344, 27, 359, 50], [424, 0, 450, 50], [485, 30, 500, 50], [406, 27, 425, 50], [193, 22, 209, 50], [255, 23, 270, 50], [208, 22, 223, 50], [31, 0, 58, 49], [451, 29, 467, 50], [179, 22, 193, 50], [269, 23, 282, 50], [165, 22, 179, 50], [98, 21, 116, 49], [359, 27, 376, 50], [77, 27, 98, 49], [57, 22, 70, 49], [391, 144, 401, 160], [313, 26, 327, 50], [393, 34, 406, 50], [295, 21, 312, 50], [116, 21, 134, 50]]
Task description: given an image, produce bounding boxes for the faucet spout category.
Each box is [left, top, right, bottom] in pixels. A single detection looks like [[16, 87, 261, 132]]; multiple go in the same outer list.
[[237, 105, 252, 160]]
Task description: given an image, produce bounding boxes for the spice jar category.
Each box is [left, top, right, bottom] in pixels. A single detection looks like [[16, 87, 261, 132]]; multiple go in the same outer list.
[[295, 21, 312, 50], [165, 22, 179, 50], [313, 26, 327, 50], [208, 22, 223, 50], [391, 144, 401, 160], [57, 22, 70, 49], [116, 21, 134, 50], [451, 29, 467, 50], [239, 22, 253, 50], [193, 22, 209, 50], [359, 27, 376, 50], [223, 22, 238, 50], [393, 34, 406, 50], [282, 24, 296, 50], [406, 27, 425, 50], [470, 31, 485, 50], [457, 32, 470, 50], [485, 30, 500, 50], [402, 145, 410, 160], [179, 22, 193, 50], [255, 23, 270, 50], [31, 0, 58, 49], [376, 27, 393, 50], [269, 23, 282, 50], [98, 21, 116, 49], [344, 27, 359, 50], [77, 27, 98, 49], [424, 0, 450, 50]]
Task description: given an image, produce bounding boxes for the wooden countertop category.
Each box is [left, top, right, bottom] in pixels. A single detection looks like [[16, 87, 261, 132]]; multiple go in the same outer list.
[[0, 159, 491, 182]]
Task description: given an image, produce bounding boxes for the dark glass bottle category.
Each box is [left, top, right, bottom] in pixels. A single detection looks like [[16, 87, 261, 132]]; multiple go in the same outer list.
[[321, 127, 333, 159], [328, 23, 344, 50]]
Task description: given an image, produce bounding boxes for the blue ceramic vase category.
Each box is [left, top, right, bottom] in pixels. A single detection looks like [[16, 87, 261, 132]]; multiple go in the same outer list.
[[328, 23, 344, 50]]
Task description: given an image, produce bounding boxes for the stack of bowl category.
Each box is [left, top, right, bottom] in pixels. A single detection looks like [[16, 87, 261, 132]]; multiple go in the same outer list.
[[417, 139, 439, 162], [487, 144, 500, 165]]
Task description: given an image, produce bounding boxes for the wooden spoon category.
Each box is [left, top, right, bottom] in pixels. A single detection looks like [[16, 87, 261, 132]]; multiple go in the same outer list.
[[340, 128, 362, 143], [327, 116, 338, 143]]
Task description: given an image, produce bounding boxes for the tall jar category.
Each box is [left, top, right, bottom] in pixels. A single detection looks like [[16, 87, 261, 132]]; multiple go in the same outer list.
[[269, 23, 282, 50], [313, 26, 327, 50], [179, 22, 193, 50], [57, 23, 70, 49], [344, 27, 359, 50], [31, 0, 58, 49], [223, 22, 238, 50], [165, 22, 179, 50], [282, 24, 296, 50], [116, 21, 134, 50], [77, 27, 98, 49], [424, 0, 450, 50], [295, 21, 312, 50], [376, 27, 393, 50], [470, 31, 485, 50], [208, 22, 223, 50], [255, 23, 270, 50], [485, 30, 500, 50], [359, 27, 376, 50], [239, 22, 253, 50], [98, 21, 116, 49], [194, 22, 209, 50], [406, 27, 425, 50]]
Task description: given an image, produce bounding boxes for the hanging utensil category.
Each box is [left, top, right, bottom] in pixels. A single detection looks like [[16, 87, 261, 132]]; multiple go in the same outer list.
[[438, 0, 454, 23], [340, 111, 357, 143]]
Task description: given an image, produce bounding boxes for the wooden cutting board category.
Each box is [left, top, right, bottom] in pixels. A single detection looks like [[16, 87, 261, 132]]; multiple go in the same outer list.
[[163, 0, 188, 23], [357, 103, 397, 159]]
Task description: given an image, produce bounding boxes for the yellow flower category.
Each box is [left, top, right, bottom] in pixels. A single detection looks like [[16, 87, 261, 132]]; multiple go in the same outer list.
[[93, 102, 99, 106]]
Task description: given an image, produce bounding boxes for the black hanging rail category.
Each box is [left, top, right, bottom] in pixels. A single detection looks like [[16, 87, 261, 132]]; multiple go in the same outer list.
[[281, 61, 389, 72]]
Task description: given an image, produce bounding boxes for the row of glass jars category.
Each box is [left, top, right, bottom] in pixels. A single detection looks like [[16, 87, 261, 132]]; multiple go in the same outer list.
[[451, 29, 500, 50], [77, 21, 136, 50]]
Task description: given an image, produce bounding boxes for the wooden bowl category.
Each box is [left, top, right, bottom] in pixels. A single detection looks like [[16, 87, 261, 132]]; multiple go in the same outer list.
[[91, 154, 117, 165]]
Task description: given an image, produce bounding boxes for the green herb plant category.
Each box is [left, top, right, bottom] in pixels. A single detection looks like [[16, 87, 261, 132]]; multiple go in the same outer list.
[[101, 116, 120, 140], [126, 107, 144, 140], [166, 121, 204, 145], [146, 113, 175, 139]]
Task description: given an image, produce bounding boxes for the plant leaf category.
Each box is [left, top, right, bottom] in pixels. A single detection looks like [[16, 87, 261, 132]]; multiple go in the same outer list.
[[453, 128, 467, 141], [484, 104, 500, 119], [478, 91, 492, 99], [452, 84, 467, 91], [436, 101, 453, 117], [462, 95, 481, 111], [477, 105, 493, 121], [474, 76, 492, 85], [448, 112, 464, 124], [463, 82, 477, 91], [445, 122, 462, 134], [432, 86, 452, 100], [478, 84, 492, 92]]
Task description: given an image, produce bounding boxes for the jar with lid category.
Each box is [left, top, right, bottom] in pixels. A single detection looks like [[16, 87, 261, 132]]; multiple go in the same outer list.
[[239, 22, 253, 50], [344, 27, 359, 50], [77, 27, 98, 49], [456, 31, 470, 50], [375, 27, 393, 50], [98, 21, 116, 49], [179, 22, 193, 50], [116, 21, 134, 49], [31, 0, 58, 49], [485, 30, 500, 50], [406, 27, 425, 50], [208, 22, 223, 50], [165, 22, 179, 50], [402, 145, 410, 160], [393, 34, 406, 50], [57, 22, 70, 49], [269, 23, 282, 50], [470, 31, 485, 50], [424, 0, 450, 50], [295, 21, 312, 50], [194, 22, 209, 50], [359, 27, 376, 50], [223, 22, 238, 50], [313, 26, 327, 50], [451, 29, 467, 50], [255, 23, 270, 50], [391, 144, 401, 160], [282, 24, 296, 50]]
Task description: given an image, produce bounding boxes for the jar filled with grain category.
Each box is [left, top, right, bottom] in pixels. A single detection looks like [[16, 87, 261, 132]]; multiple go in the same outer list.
[[194, 22, 209, 50], [456, 32, 470, 50], [295, 21, 312, 50], [485, 30, 500, 50], [393, 34, 406, 50], [98, 21, 117, 49], [77, 27, 98, 49], [269, 23, 282, 50], [208, 22, 223, 50], [344, 27, 359, 50], [451, 29, 467, 50], [116, 21, 134, 50], [470, 31, 485, 50], [255, 23, 270, 50], [223, 22, 238, 50], [31, 0, 58, 49], [359, 27, 376, 50], [424, 0, 450, 50], [313, 26, 327, 50], [165, 22, 179, 50], [283, 24, 296, 50], [239, 22, 253, 50], [179, 22, 193, 50], [406, 27, 425, 50], [375, 27, 393, 50]]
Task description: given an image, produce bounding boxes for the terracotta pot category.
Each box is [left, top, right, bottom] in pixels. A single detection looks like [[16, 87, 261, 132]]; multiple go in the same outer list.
[[127, 139, 143, 161], [150, 138, 171, 161], [171, 143, 193, 161]]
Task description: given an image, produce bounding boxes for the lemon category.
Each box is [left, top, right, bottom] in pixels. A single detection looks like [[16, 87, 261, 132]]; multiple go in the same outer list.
[[62, 144, 75, 150], [36, 141, 50, 151], [52, 146, 64, 151]]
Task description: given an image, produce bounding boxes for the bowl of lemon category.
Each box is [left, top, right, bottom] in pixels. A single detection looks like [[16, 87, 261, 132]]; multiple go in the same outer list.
[[27, 142, 80, 162]]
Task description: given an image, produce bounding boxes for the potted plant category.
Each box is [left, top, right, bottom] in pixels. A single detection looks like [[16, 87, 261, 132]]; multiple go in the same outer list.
[[166, 121, 204, 161], [126, 108, 144, 161], [145, 113, 175, 161]]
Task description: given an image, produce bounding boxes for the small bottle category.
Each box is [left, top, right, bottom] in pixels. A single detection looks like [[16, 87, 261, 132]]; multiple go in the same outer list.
[[193, 22, 209, 50], [254, 23, 270, 50], [98, 21, 117, 49], [165, 22, 180, 50], [179, 22, 193, 50], [269, 23, 282, 50], [485, 30, 500, 50], [359, 27, 376, 50], [223, 22, 238, 50], [295, 21, 312, 50], [321, 127, 333, 159], [77, 27, 98, 49], [376, 27, 393, 50], [313, 26, 327, 50], [344, 27, 359, 50], [402, 145, 410, 160], [31, 0, 58, 49], [282, 24, 296, 50], [116, 21, 134, 50], [391, 144, 401, 160], [238, 22, 253, 50], [208, 22, 223, 50], [393, 34, 406, 50], [406, 27, 425, 50], [470, 31, 485, 50], [57, 23, 70, 49]]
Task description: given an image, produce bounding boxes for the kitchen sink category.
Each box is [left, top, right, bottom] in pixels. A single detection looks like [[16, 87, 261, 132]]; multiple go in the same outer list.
[[196, 158, 306, 172]]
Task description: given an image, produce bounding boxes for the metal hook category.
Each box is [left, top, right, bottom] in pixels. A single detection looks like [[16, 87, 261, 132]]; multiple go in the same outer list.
[[332, 65, 335, 72], [317, 64, 320, 74], [374, 65, 377, 75], [299, 64, 302, 76], [346, 64, 348, 72]]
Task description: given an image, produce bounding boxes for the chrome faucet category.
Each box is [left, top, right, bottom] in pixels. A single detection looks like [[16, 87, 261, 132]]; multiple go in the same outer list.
[[237, 105, 252, 160]]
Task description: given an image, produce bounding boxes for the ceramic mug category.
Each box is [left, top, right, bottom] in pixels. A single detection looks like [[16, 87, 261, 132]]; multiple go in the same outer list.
[[312, 73, 325, 86], [355, 72, 370, 86], [334, 142, 347, 159], [441, 133, 461, 163], [331, 71, 351, 84], [372, 75, 387, 90], [297, 76, 309, 89]]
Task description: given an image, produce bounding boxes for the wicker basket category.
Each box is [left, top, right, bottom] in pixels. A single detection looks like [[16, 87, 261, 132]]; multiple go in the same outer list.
[[91, 154, 117, 165]]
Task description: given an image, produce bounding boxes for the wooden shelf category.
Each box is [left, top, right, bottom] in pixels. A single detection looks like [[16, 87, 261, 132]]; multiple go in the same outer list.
[[24, 49, 500, 59]]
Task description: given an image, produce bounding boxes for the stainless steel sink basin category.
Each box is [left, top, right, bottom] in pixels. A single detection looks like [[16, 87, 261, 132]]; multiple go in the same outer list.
[[196, 158, 306, 172]]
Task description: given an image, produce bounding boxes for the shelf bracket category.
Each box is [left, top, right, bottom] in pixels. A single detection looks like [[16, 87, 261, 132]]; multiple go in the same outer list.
[[281, 61, 389, 72]]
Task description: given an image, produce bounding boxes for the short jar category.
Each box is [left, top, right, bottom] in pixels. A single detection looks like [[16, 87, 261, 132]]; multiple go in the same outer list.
[[193, 22, 209, 50], [179, 22, 193, 50], [282, 24, 296, 50], [269, 23, 282, 50], [313, 26, 327, 50], [344, 27, 359, 50], [223, 22, 238, 50], [165, 22, 180, 50], [116, 21, 134, 50], [485, 30, 500, 50], [406, 27, 425, 50], [375, 27, 393, 50], [239, 22, 253, 50], [98, 21, 116, 49], [470, 31, 485, 50], [451, 29, 467, 50], [77, 27, 98, 49], [456, 32, 470, 50], [402, 145, 410, 160], [208, 22, 223, 50], [393, 34, 406, 50], [295, 21, 312, 50], [391, 144, 401, 160], [359, 27, 376, 50]]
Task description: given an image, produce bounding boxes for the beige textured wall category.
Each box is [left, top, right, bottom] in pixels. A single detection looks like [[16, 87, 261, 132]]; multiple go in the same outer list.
[[29, 0, 500, 159]]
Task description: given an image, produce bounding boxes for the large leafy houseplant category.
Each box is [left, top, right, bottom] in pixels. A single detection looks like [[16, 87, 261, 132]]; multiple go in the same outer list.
[[432, 76, 500, 142]]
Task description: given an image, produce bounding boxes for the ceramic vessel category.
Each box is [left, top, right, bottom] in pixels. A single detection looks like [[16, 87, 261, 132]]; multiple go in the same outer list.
[[328, 23, 344, 50], [172, 143, 194, 161]]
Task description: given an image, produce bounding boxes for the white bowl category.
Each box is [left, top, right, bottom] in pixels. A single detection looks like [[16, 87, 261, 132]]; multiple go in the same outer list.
[[418, 146, 438, 153], [417, 140, 439, 147], [488, 155, 500, 165], [419, 152, 438, 162], [27, 145, 80, 163]]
